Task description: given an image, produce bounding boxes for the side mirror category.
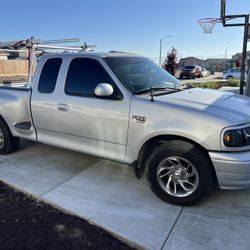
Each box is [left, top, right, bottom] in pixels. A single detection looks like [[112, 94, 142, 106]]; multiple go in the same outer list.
[[94, 83, 114, 97]]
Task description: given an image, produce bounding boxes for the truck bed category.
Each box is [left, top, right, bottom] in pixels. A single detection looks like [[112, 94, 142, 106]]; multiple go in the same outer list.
[[0, 83, 35, 140]]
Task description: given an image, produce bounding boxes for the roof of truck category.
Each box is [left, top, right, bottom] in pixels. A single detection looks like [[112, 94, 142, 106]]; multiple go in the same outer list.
[[40, 51, 145, 60]]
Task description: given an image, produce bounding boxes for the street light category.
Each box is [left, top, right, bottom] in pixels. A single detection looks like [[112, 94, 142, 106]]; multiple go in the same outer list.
[[159, 35, 172, 66]]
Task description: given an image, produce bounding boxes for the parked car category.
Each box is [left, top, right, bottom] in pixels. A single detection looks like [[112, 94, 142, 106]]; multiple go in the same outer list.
[[180, 65, 202, 79], [222, 68, 247, 80], [0, 52, 250, 206], [201, 68, 208, 77]]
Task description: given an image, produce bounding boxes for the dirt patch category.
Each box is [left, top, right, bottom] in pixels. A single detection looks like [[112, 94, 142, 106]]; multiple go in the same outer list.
[[0, 181, 137, 250]]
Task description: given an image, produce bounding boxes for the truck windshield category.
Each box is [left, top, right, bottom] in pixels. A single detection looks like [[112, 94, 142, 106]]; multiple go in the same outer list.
[[184, 66, 195, 70], [104, 57, 181, 94]]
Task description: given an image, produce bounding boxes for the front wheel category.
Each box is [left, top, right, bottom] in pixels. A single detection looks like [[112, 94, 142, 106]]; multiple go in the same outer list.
[[147, 140, 214, 206]]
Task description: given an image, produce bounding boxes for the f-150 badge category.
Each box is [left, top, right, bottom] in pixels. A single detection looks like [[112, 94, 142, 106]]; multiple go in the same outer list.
[[131, 115, 146, 123]]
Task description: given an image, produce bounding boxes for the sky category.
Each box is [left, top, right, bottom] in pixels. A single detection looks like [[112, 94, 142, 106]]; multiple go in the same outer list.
[[1, 0, 249, 62]]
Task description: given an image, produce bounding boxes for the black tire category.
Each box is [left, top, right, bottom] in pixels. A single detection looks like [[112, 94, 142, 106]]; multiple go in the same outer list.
[[227, 76, 233, 81], [147, 140, 214, 206], [0, 119, 20, 154], [180, 75, 183, 79]]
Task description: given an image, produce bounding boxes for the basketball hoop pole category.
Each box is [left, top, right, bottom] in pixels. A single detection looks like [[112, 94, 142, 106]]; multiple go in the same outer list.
[[220, 0, 249, 95], [239, 14, 249, 95]]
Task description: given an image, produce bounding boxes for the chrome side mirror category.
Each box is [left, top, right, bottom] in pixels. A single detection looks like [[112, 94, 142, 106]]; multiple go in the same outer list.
[[94, 83, 114, 97]]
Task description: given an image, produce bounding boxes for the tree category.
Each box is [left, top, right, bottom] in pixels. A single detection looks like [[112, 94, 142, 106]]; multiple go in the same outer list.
[[162, 47, 178, 76], [235, 56, 241, 68]]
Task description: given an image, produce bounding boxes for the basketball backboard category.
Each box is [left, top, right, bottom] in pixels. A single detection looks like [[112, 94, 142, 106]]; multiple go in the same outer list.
[[220, 0, 226, 26], [220, 0, 248, 27]]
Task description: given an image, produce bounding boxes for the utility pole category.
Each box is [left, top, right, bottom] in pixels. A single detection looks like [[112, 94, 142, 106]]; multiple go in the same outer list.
[[224, 47, 228, 71]]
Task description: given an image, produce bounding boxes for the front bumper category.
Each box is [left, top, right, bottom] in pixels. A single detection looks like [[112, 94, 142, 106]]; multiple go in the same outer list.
[[209, 151, 250, 189], [180, 72, 194, 77]]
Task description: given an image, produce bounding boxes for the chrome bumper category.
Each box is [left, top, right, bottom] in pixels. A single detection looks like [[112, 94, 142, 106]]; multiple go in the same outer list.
[[209, 151, 250, 189]]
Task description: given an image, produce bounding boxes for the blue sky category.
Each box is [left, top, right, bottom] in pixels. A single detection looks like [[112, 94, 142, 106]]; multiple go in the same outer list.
[[1, 0, 249, 62]]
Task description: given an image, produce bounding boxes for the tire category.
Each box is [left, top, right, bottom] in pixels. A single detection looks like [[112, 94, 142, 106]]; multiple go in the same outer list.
[[0, 119, 20, 154], [226, 76, 233, 81], [180, 75, 183, 79], [192, 75, 195, 79], [147, 140, 214, 206]]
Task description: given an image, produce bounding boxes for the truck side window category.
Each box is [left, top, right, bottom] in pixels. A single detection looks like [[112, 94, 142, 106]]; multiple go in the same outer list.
[[38, 58, 62, 94], [65, 58, 115, 97]]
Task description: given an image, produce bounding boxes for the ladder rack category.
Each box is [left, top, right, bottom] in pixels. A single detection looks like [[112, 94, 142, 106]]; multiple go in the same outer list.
[[0, 37, 97, 85]]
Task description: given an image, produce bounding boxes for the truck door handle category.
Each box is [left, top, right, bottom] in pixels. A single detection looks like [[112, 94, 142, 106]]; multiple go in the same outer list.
[[57, 103, 69, 112]]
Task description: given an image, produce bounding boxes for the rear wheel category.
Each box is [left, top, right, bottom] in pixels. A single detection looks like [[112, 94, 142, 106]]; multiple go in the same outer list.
[[227, 76, 233, 81], [147, 140, 214, 206], [0, 119, 19, 154]]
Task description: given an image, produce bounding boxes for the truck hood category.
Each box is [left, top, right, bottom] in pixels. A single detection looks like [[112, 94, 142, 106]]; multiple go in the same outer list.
[[153, 88, 250, 125]]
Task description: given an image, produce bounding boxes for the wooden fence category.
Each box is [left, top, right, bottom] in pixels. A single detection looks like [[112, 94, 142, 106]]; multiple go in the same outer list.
[[0, 60, 28, 75]]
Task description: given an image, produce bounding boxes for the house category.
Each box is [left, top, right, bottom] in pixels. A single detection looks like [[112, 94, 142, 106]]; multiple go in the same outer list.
[[232, 51, 250, 61], [7, 49, 28, 60], [205, 58, 228, 71], [179, 57, 205, 68], [0, 52, 9, 60], [179, 56, 232, 71]]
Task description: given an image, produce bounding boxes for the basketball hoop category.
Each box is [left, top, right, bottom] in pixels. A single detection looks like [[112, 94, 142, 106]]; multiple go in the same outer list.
[[198, 18, 221, 33]]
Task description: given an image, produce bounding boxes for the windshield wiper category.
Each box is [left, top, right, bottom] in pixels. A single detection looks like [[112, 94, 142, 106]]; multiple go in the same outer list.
[[135, 87, 181, 95]]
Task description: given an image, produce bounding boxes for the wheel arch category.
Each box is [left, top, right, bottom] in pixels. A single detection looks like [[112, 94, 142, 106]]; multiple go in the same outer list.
[[134, 134, 217, 184], [0, 114, 12, 134]]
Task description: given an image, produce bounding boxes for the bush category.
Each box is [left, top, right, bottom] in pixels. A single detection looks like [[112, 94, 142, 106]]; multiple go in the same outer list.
[[227, 79, 240, 87], [188, 82, 224, 89]]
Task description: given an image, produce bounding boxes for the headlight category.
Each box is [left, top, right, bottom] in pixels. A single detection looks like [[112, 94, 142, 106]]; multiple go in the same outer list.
[[224, 127, 250, 147]]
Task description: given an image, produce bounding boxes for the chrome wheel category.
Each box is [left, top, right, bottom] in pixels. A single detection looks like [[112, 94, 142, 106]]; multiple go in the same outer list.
[[0, 128, 4, 149], [156, 156, 199, 197]]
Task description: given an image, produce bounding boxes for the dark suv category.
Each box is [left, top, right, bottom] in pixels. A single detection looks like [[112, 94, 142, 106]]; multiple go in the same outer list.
[[180, 65, 202, 79]]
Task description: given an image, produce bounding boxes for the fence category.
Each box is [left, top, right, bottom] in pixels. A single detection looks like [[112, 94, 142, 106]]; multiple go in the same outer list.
[[0, 59, 28, 75]]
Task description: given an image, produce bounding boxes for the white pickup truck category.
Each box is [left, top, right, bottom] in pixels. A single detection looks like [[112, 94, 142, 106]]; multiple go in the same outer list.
[[1, 52, 250, 206]]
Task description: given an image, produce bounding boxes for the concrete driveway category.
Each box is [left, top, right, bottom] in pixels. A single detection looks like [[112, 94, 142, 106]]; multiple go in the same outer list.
[[0, 140, 250, 250]]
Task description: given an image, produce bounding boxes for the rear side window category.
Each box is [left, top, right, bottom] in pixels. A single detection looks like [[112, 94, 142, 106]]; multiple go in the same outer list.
[[38, 58, 62, 93], [65, 58, 114, 97]]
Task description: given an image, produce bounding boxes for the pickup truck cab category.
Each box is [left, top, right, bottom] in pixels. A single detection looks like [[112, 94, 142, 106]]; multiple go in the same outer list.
[[1, 52, 250, 206]]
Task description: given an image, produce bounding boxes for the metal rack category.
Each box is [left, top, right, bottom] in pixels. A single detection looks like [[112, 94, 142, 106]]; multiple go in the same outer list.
[[0, 37, 96, 85]]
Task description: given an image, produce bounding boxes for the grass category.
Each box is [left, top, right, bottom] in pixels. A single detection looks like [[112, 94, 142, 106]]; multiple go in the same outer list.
[[187, 79, 240, 89]]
